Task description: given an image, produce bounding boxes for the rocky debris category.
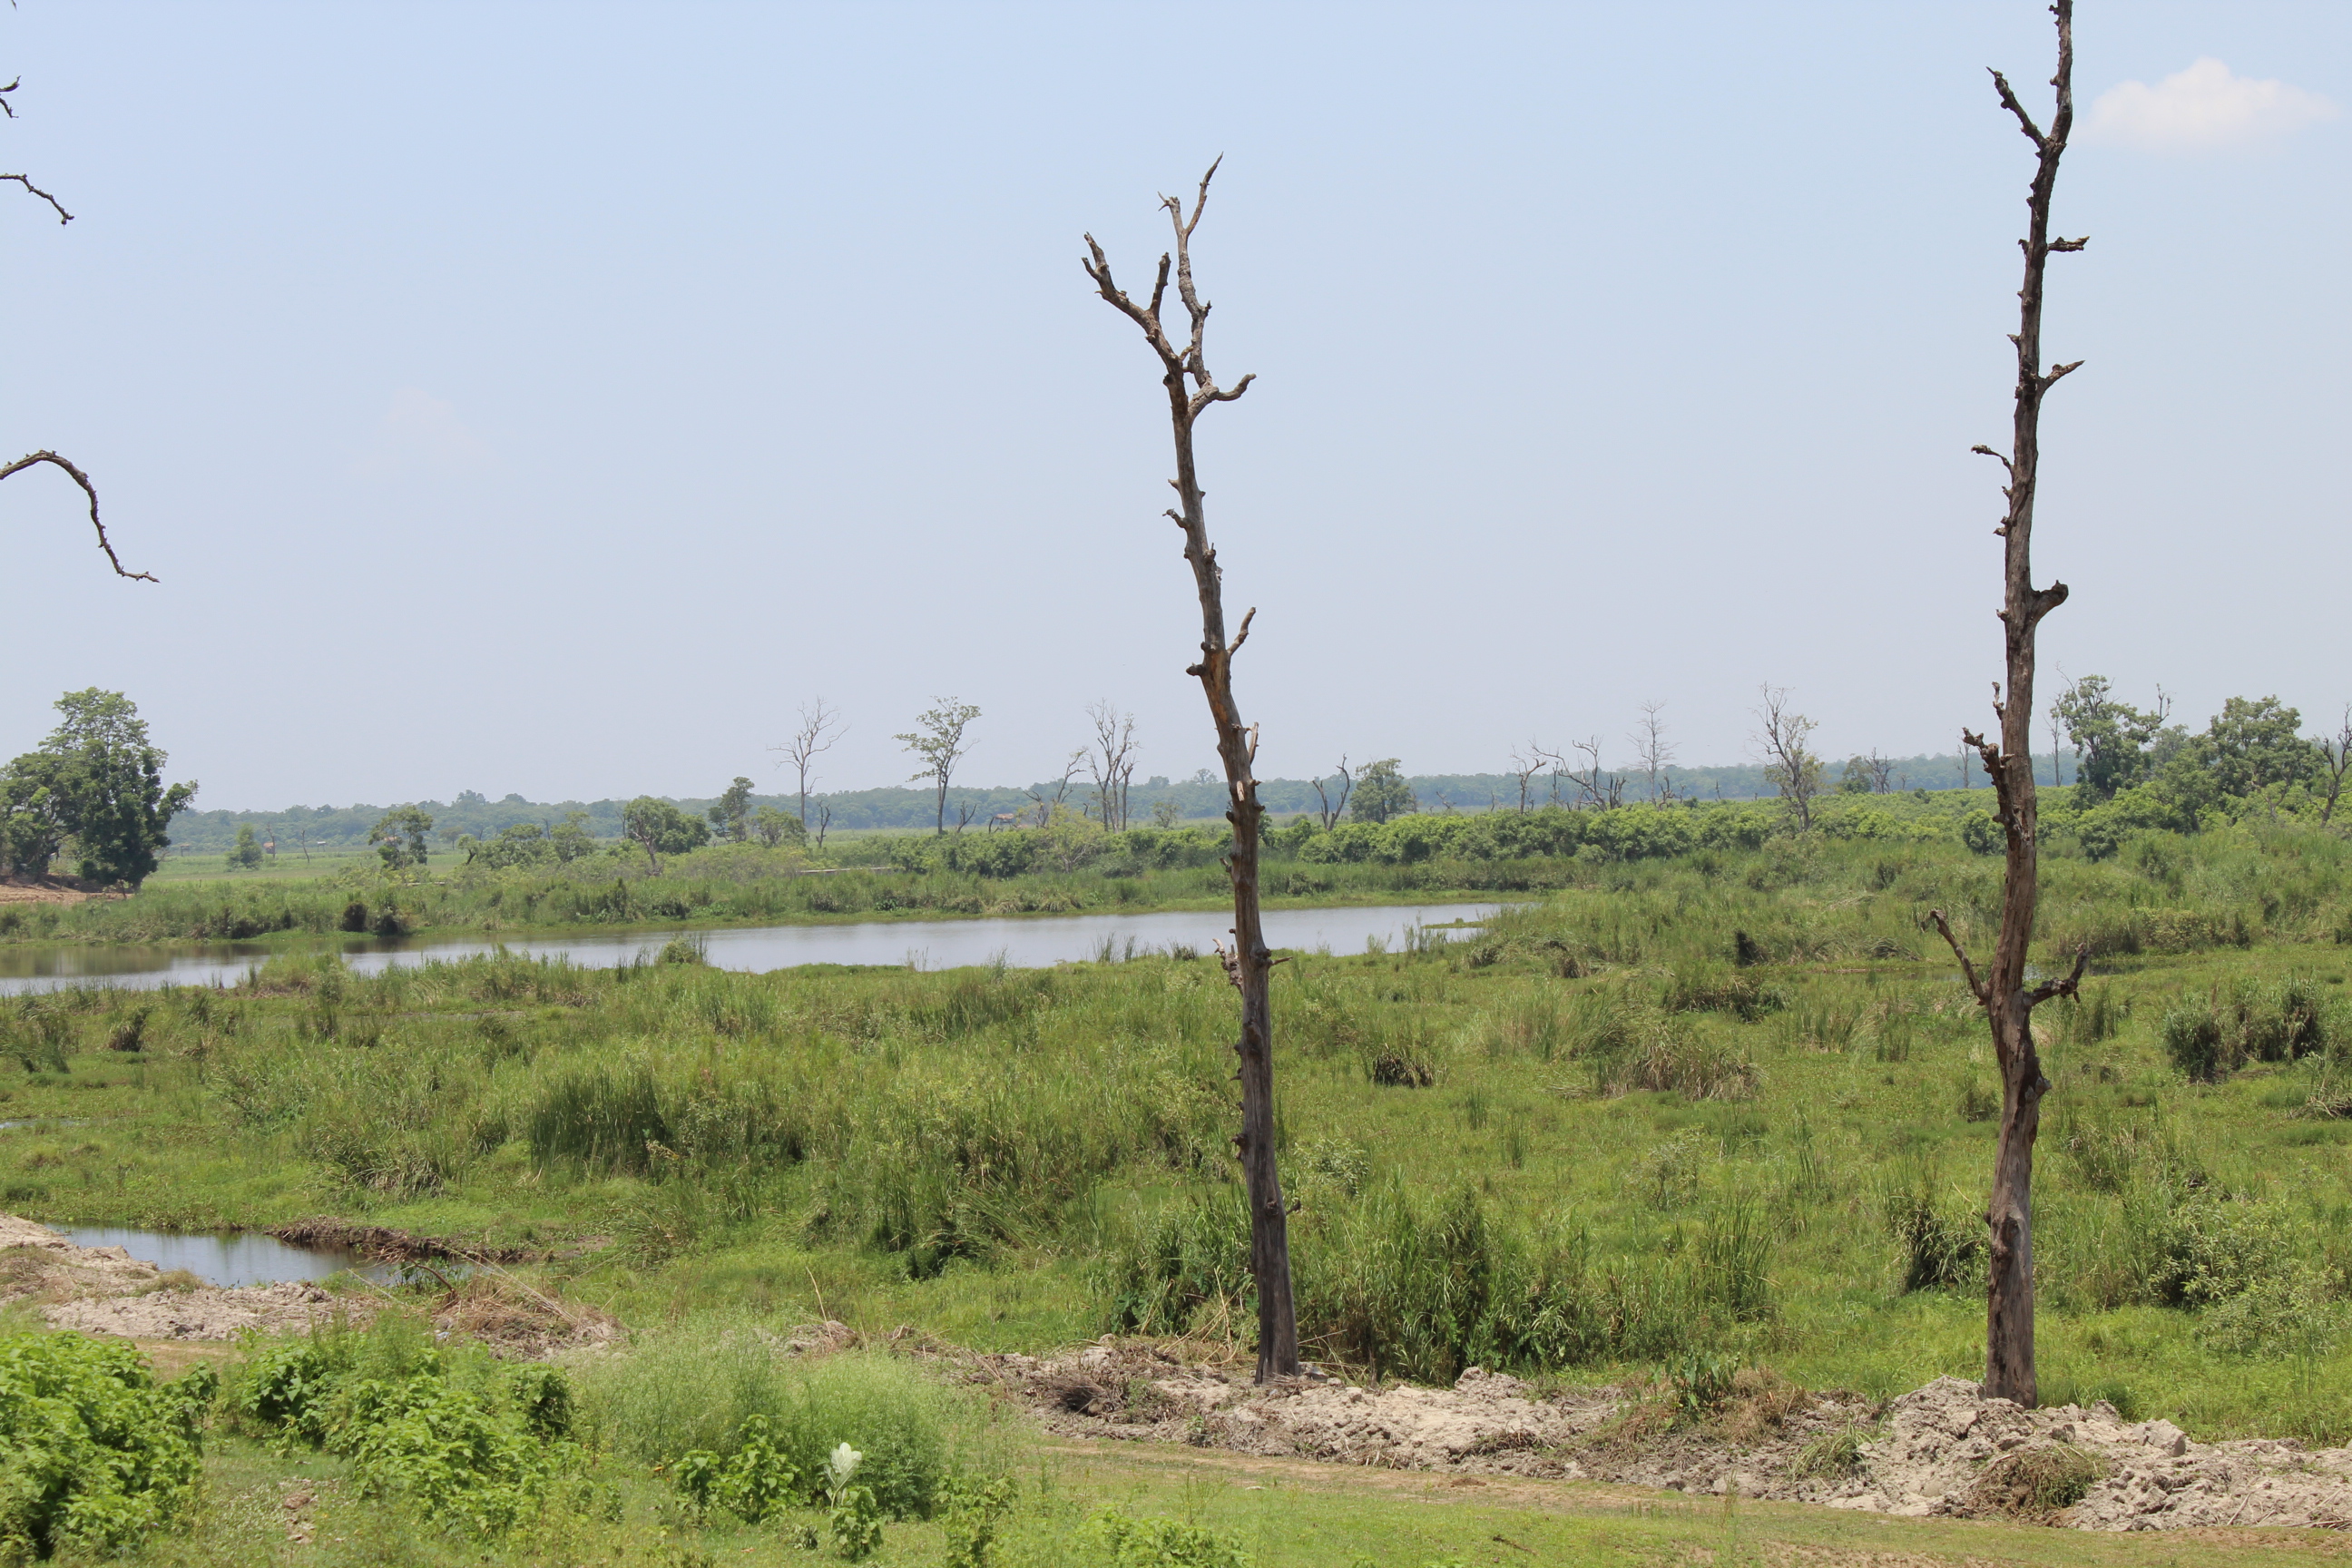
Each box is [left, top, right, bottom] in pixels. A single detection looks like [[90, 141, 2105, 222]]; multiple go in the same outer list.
[[3, 1213, 359, 1339], [969, 1340, 1619, 1475], [969, 1341, 2352, 1532], [1839, 1376, 2352, 1530]]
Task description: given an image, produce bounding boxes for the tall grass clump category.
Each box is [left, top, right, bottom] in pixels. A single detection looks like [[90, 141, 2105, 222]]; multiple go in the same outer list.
[[575, 1329, 994, 1521], [2162, 976, 2333, 1081]]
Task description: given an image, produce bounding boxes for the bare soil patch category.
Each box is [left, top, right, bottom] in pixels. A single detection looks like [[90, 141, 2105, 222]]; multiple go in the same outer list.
[[0, 874, 105, 906], [965, 1339, 2352, 1533]]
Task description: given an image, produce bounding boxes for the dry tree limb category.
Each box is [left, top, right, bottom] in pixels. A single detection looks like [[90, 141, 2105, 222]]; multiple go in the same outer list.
[[0, 450, 156, 582], [1, 171, 72, 224]]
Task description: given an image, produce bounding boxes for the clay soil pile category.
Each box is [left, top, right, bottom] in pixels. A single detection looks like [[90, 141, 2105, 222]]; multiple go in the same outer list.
[[976, 1341, 2352, 1532]]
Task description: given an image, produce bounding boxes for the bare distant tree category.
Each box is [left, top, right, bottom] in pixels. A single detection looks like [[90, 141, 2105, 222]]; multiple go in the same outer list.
[[1085, 701, 1141, 832], [772, 697, 847, 828], [896, 698, 980, 837], [1750, 685, 1822, 831], [1084, 159, 1298, 1381], [2318, 707, 2352, 828], [953, 799, 980, 835], [1629, 702, 1678, 804], [1029, 749, 1085, 828], [811, 798, 832, 851], [1927, 0, 2091, 1410], [3, 77, 152, 584], [1561, 738, 1622, 810], [1309, 757, 1353, 830], [1506, 741, 1560, 813]]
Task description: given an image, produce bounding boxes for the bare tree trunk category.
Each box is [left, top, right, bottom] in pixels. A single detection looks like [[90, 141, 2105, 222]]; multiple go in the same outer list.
[[1086, 161, 1299, 1382], [1929, 0, 2090, 1408]]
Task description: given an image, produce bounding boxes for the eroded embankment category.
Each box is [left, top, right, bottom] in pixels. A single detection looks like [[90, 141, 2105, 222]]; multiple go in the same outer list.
[[971, 1339, 2352, 1532]]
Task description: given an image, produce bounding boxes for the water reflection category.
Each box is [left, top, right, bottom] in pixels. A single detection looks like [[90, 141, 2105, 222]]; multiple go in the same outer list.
[[62, 1226, 387, 1287]]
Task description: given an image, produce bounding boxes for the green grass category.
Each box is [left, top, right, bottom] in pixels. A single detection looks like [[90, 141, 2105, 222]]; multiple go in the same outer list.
[[15, 818, 2352, 1558]]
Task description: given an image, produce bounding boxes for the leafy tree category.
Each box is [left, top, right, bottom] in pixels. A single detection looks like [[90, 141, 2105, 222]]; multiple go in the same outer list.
[[469, 822, 551, 870], [2053, 675, 2168, 800], [1350, 759, 1416, 825], [896, 698, 981, 836], [368, 807, 435, 871], [621, 796, 708, 874], [708, 777, 756, 842], [227, 823, 264, 870], [2200, 695, 2319, 799], [0, 751, 74, 878], [0, 689, 196, 887], [750, 805, 805, 849], [549, 811, 597, 864]]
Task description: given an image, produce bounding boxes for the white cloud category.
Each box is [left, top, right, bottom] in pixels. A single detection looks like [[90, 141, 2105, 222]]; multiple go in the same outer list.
[[2085, 58, 2337, 152], [355, 387, 489, 479]]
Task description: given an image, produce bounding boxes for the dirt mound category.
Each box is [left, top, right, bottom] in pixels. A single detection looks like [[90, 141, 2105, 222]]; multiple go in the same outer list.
[[1847, 1376, 2352, 1529], [2, 1213, 362, 1339], [972, 1341, 1620, 1474], [429, 1270, 620, 1359], [975, 1343, 2352, 1532]]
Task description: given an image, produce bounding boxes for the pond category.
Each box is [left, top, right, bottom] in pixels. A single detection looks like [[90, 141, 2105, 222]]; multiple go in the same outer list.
[[0, 901, 1502, 995], [60, 1226, 397, 1287]]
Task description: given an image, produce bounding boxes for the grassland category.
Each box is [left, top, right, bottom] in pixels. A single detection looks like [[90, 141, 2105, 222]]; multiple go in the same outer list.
[[8, 816, 2352, 1560]]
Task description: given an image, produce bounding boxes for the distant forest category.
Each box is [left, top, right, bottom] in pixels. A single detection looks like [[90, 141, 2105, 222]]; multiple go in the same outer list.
[[164, 750, 2073, 854]]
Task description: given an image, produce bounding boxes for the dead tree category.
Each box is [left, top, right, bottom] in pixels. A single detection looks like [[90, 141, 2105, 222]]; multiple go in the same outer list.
[[3, 81, 152, 583], [1751, 685, 1822, 831], [1084, 160, 1299, 1381], [2319, 709, 2352, 827], [1085, 701, 1140, 832], [1629, 701, 1679, 804], [1561, 738, 1622, 810], [772, 697, 846, 828], [1029, 749, 1085, 828], [1309, 757, 1352, 830], [1927, 0, 2091, 1409], [1506, 741, 1560, 813]]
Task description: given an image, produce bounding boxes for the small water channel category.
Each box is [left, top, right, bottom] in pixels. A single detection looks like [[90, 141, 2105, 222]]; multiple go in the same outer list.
[[59, 1226, 398, 1288], [0, 901, 1502, 995]]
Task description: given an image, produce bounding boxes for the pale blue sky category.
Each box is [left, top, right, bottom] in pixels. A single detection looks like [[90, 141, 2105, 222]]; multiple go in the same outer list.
[[3, 3, 2345, 808]]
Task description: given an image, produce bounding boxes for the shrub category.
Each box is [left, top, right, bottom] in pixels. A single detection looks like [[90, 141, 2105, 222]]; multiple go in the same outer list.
[[0, 1331, 211, 1560], [1073, 1507, 1252, 1568], [1885, 1171, 1983, 1292], [575, 1334, 981, 1522], [230, 1315, 589, 1536]]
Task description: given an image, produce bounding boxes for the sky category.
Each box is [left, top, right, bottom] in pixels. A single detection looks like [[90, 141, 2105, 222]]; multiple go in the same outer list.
[[2, 2, 2345, 810]]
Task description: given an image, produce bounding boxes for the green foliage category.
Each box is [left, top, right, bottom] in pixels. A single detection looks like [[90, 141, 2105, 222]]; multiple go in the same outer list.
[[621, 796, 710, 872], [1958, 809, 2004, 857], [1349, 759, 1416, 825], [1073, 1507, 1253, 1568], [0, 1330, 210, 1560], [368, 806, 436, 871], [750, 804, 805, 849], [226, 822, 265, 871], [577, 1335, 978, 1523], [671, 1415, 799, 1522], [1884, 1163, 1983, 1293], [2161, 977, 2332, 1081], [229, 1314, 589, 1536], [0, 689, 196, 887], [708, 777, 756, 843]]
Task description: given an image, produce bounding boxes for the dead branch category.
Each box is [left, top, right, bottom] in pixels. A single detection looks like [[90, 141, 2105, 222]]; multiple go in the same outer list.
[[1, 172, 71, 224], [1926, 909, 1986, 1004], [2025, 946, 2091, 1008], [1, 451, 155, 581]]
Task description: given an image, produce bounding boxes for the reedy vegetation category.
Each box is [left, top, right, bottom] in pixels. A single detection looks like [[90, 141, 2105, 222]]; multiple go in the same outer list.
[[12, 821, 2352, 1443]]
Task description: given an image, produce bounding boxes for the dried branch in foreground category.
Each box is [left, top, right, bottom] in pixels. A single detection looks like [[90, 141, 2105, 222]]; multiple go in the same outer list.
[[0, 451, 156, 582]]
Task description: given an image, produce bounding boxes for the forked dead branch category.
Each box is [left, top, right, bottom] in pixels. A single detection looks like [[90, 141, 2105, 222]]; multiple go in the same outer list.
[[4, 73, 152, 583], [1926, 0, 2092, 1407], [1083, 160, 1299, 1382]]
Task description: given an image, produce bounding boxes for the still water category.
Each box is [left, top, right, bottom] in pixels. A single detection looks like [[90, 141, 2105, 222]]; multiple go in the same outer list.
[[60, 1226, 387, 1287], [0, 902, 1501, 995]]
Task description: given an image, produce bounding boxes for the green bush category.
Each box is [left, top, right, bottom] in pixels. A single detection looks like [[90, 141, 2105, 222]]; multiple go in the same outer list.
[[0, 1331, 211, 1560], [576, 1334, 982, 1522], [1069, 1507, 1253, 1568], [230, 1315, 589, 1536]]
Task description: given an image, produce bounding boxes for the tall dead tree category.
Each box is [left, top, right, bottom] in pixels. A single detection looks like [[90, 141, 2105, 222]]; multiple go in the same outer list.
[[1926, 0, 2090, 1408], [1084, 160, 1299, 1381], [3, 77, 151, 583]]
